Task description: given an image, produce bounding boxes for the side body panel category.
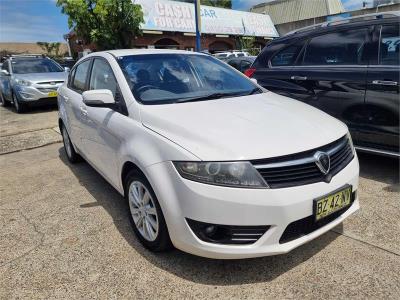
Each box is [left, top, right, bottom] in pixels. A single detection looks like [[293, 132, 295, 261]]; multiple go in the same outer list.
[[363, 22, 400, 153]]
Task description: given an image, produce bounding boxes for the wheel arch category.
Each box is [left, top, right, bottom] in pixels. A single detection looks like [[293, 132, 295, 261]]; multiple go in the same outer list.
[[58, 118, 64, 131], [121, 161, 147, 195]]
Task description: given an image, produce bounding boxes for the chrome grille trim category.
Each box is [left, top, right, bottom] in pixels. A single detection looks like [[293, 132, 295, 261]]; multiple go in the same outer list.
[[252, 135, 354, 189], [36, 81, 64, 85], [254, 138, 348, 169], [37, 87, 58, 93]]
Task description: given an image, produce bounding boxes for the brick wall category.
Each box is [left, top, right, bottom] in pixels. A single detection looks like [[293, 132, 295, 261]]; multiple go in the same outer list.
[[66, 32, 268, 56]]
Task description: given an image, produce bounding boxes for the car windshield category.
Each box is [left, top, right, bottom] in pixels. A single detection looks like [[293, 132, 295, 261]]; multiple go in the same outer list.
[[11, 58, 64, 74], [117, 54, 260, 105]]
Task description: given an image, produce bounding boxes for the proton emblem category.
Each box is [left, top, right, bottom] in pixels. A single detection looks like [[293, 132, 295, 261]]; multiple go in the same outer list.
[[314, 151, 330, 175], [50, 81, 56, 85]]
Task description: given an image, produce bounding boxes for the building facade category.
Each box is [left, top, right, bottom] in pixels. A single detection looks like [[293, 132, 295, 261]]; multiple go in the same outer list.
[[65, 0, 279, 57], [251, 0, 345, 35], [251, 0, 400, 35]]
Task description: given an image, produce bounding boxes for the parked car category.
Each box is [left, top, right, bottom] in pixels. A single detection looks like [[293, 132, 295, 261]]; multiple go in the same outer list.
[[215, 51, 249, 61], [58, 49, 359, 259], [56, 57, 76, 70], [247, 12, 400, 157], [226, 56, 256, 73], [0, 55, 68, 113]]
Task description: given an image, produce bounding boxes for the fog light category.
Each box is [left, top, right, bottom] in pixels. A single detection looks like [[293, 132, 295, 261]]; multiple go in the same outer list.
[[186, 218, 270, 245], [204, 225, 217, 237], [18, 92, 34, 99]]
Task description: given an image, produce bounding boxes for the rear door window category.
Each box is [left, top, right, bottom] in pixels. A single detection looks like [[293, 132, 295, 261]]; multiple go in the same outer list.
[[271, 41, 305, 66], [379, 25, 399, 65], [303, 28, 368, 65], [227, 60, 239, 69], [241, 60, 252, 72]]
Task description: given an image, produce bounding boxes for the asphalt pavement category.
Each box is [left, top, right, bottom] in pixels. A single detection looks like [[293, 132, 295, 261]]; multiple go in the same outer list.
[[0, 104, 399, 299]]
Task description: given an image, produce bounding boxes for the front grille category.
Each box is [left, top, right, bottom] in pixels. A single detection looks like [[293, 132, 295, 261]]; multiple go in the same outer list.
[[279, 191, 356, 244], [37, 87, 58, 93], [36, 81, 64, 85], [186, 218, 270, 245], [252, 135, 354, 189]]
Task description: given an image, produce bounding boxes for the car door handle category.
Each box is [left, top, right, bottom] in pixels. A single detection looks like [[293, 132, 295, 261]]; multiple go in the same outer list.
[[291, 76, 308, 81], [372, 80, 398, 86], [80, 106, 88, 116]]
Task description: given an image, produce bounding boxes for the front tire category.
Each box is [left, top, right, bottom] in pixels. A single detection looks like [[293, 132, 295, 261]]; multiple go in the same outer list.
[[125, 171, 172, 252], [12, 92, 25, 113], [0, 92, 10, 107], [61, 124, 79, 163]]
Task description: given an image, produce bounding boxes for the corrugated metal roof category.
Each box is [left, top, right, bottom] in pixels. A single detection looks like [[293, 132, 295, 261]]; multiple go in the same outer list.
[[251, 0, 345, 24]]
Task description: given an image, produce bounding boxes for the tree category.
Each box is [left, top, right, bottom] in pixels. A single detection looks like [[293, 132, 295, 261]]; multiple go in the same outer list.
[[36, 42, 62, 56], [37, 42, 52, 55], [56, 0, 144, 50], [202, 0, 232, 8], [177, 0, 232, 9], [238, 37, 260, 56], [53, 42, 61, 57]]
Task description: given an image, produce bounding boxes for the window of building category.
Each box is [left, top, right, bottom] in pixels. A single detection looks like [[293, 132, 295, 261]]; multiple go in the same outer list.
[[71, 59, 91, 92], [303, 29, 368, 65], [380, 25, 399, 65], [89, 59, 117, 97]]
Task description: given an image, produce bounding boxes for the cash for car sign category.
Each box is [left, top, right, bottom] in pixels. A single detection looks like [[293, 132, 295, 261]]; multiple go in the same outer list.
[[135, 0, 279, 38]]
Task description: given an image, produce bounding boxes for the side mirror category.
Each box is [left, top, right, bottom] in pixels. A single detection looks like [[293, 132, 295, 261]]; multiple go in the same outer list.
[[0, 70, 9, 76], [64, 67, 70, 72], [82, 89, 115, 108]]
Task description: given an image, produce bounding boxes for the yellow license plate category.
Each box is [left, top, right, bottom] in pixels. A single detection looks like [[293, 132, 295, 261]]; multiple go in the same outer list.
[[48, 91, 58, 97], [314, 186, 352, 221]]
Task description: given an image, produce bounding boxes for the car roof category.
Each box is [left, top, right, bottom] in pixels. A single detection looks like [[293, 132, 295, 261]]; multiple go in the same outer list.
[[227, 56, 255, 62], [270, 11, 400, 45], [104, 49, 206, 57]]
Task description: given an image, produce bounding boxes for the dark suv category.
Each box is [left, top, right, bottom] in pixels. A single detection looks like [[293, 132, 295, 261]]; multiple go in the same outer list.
[[248, 12, 399, 157]]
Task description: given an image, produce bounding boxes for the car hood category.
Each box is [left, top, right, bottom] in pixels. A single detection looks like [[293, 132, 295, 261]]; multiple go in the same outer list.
[[140, 92, 348, 161], [13, 72, 67, 83]]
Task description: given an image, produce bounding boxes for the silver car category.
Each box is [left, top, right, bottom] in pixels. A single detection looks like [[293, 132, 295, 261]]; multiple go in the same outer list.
[[0, 55, 68, 113]]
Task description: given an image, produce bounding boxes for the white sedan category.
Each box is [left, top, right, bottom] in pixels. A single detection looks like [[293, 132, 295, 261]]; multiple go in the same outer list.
[[58, 49, 359, 259]]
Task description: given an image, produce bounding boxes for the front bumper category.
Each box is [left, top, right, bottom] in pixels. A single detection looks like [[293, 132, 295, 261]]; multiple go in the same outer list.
[[145, 155, 360, 259], [14, 84, 61, 102]]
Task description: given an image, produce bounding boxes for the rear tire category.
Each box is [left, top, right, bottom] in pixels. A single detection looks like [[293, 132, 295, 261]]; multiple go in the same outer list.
[[12, 93, 25, 113], [61, 123, 80, 163], [125, 170, 172, 252]]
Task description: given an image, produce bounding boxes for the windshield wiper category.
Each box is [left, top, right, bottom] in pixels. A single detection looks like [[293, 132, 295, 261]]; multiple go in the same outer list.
[[244, 87, 262, 96], [174, 92, 233, 103], [174, 89, 262, 104]]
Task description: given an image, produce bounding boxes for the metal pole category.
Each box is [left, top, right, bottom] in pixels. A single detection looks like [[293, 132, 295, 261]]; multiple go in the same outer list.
[[194, 0, 201, 52]]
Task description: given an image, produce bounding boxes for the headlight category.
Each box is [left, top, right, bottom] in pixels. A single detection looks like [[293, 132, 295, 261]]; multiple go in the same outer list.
[[14, 78, 32, 86], [346, 132, 355, 154], [173, 161, 268, 188]]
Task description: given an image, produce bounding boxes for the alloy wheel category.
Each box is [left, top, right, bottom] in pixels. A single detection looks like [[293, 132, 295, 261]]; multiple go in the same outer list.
[[128, 181, 159, 242]]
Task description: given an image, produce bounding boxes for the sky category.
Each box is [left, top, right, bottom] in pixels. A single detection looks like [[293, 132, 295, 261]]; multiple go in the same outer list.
[[0, 0, 368, 43]]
